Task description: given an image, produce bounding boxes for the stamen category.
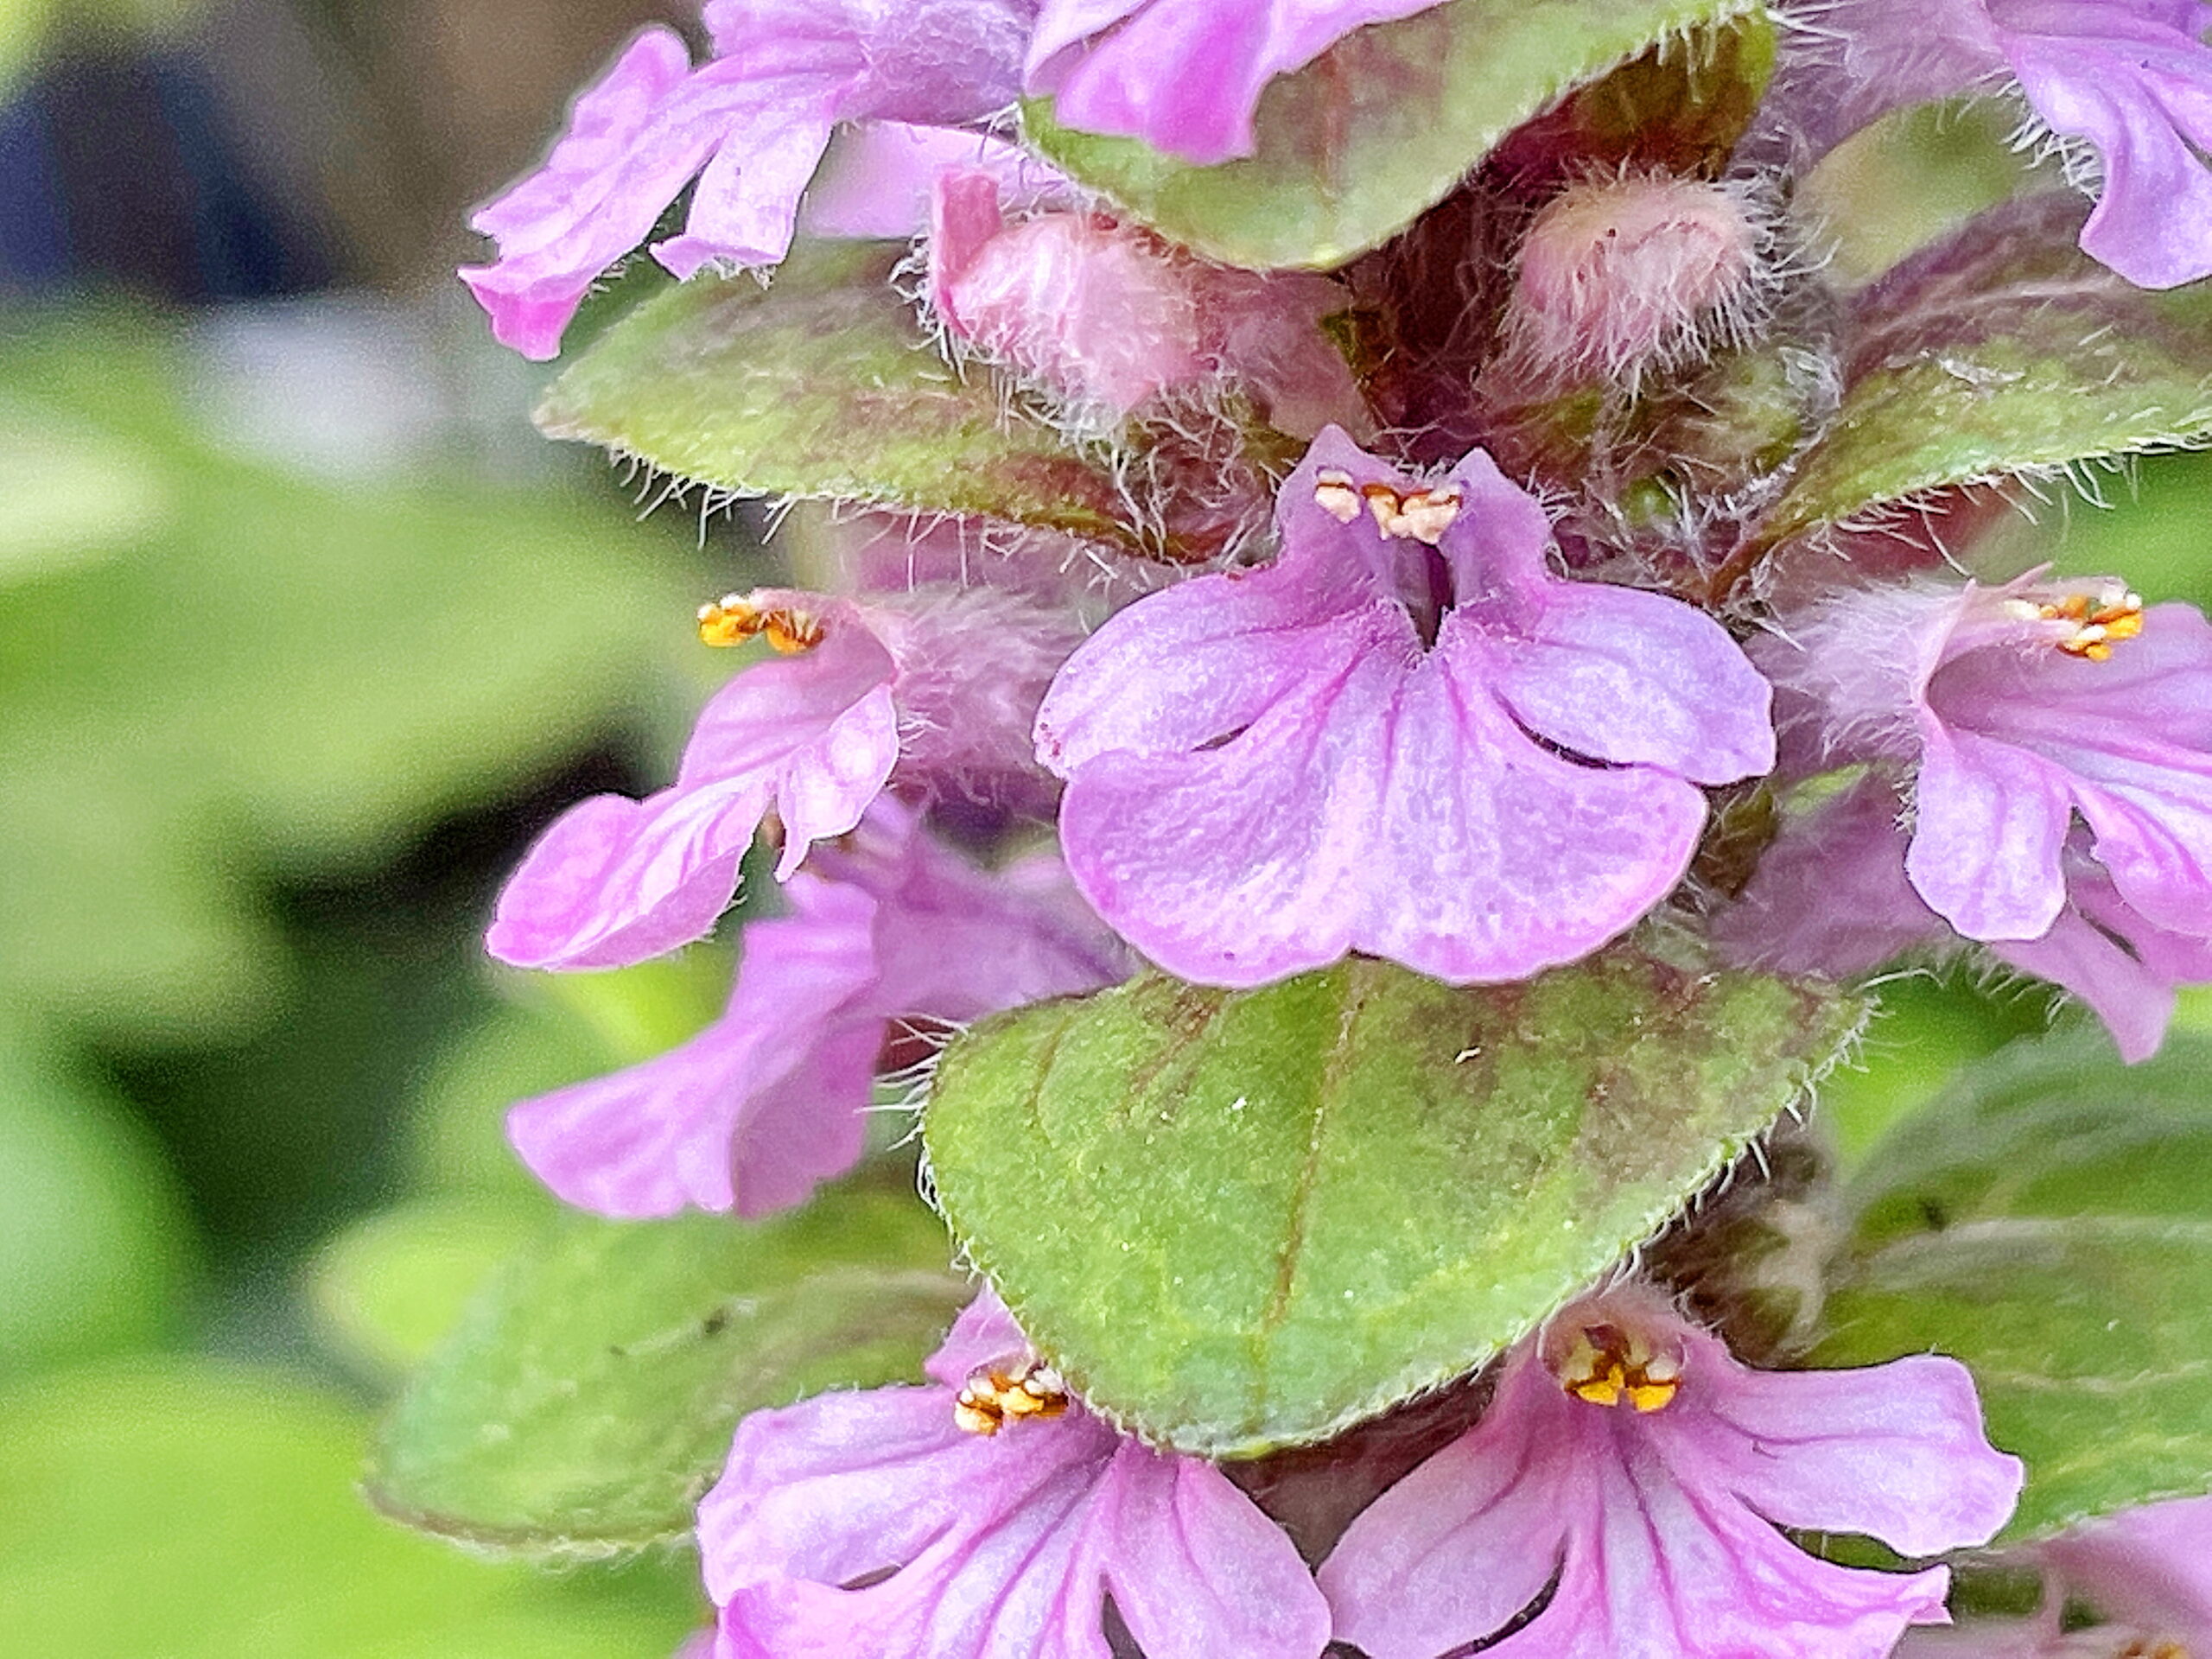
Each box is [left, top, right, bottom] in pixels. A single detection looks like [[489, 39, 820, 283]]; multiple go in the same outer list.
[[1554, 1320, 1682, 1414], [696, 593, 826, 652], [1329, 478, 1465, 546], [2033, 588, 2145, 663], [953, 1360, 1071, 1437], [1395, 488, 1461, 546], [1313, 470, 1363, 524]]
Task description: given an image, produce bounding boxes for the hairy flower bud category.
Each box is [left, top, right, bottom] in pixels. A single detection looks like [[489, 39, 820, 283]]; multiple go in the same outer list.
[[927, 170, 1366, 435], [1506, 172, 1770, 385]]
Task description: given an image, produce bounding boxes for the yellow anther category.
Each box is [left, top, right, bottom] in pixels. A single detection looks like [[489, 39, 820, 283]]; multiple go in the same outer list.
[[696, 594, 825, 653], [1555, 1322, 1682, 1414], [2038, 589, 2144, 663], [953, 1361, 1071, 1437]]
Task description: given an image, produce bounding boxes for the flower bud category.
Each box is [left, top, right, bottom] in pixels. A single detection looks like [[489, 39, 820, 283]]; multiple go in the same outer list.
[[926, 170, 1365, 436], [1507, 172, 1769, 385]]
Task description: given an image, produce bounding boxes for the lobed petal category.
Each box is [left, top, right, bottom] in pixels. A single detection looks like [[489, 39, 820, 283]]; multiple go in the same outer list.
[[464, 0, 1038, 358], [1488, 578, 1776, 785], [1906, 722, 2074, 942], [1675, 1337, 2023, 1558], [1042, 428, 1749, 985], [2001, 2, 2212, 287], [1026, 0, 1451, 165], [486, 618, 897, 970], [504, 876, 882, 1217], [1318, 1358, 1580, 1658], [1052, 640, 1402, 985], [2044, 1494, 2212, 1644]]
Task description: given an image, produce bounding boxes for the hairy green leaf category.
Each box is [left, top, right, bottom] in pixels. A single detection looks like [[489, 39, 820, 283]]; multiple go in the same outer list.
[[1024, 0, 1761, 270], [925, 949, 1861, 1457], [370, 1183, 966, 1560], [537, 245, 1217, 559], [1754, 195, 2212, 554], [1812, 1028, 2212, 1541]]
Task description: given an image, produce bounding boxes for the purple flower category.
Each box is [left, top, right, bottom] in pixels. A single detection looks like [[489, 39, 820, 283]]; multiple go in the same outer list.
[[1794, 0, 2212, 287], [1033, 427, 1774, 987], [927, 170, 1366, 433], [2044, 1496, 2212, 1651], [1747, 574, 2212, 1050], [697, 1293, 1332, 1658], [507, 805, 1127, 1217], [487, 584, 1078, 972], [1024, 0, 1451, 165], [1717, 775, 2212, 1062], [461, 0, 1040, 359], [1897, 1495, 2212, 1655], [1318, 1284, 2023, 1659]]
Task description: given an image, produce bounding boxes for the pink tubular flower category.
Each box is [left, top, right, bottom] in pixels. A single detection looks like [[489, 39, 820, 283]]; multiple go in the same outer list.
[[1895, 1494, 2212, 1656], [2042, 1495, 2212, 1649], [506, 805, 1128, 1217], [460, 0, 1040, 359], [927, 171, 1367, 435], [1796, 0, 2212, 287], [698, 1293, 1333, 1658], [1033, 427, 1775, 988], [1716, 775, 2212, 1062], [1319, 1285, 2024, 1659], [487, 585, 1079, 972], [1024, 0, 1450, 165], [1756, 573, 2212, 953]]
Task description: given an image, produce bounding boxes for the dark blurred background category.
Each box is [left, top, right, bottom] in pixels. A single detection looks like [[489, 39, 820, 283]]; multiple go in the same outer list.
[[1, 5, 2208, 1654]]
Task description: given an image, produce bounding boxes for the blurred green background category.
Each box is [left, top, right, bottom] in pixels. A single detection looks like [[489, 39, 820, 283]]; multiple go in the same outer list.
[[0, 5, 2206, 1655]]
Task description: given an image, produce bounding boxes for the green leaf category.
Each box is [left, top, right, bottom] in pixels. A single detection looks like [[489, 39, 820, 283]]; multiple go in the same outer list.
[[0, 1362, 698, 1658], [1752, 195, 2212, 555], [309, 1197, 549, 1376], [1810, 1028, 2212, 1541], [924, 950, 1862, 1457], [370, 1183, 968, 1560], [537, 245, 1189, 560], [1023, 0, 1761, 270]]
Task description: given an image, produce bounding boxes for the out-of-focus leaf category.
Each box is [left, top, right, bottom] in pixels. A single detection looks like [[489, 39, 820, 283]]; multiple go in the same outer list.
[[1815, 970, 2063, 1173], [370, 1182, 967, 1560], [1812, 1030, 2212, 1541], [1023, 0, 1761, 270], [309, 1197, 547, 1376], [0, 1363, 699, 1657], [925, 950, 1863, 1457], [0, 1027, 195, 1376], [0, 410, 170, 587], [537, 245, 1192, 558], [1751, 196, 2212, 556], [0, 308, 698, 1042]]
